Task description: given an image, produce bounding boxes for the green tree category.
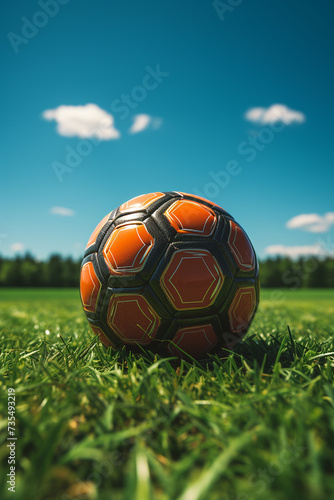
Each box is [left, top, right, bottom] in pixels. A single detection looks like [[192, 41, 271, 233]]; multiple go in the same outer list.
[[307, 259, 327, 288], [47, 255, 64, 287]]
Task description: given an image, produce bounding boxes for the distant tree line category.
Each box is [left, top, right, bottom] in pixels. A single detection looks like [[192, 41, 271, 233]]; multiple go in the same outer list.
[[0, 254, 333, 288], [0, 254, 81, 287], [259, 256, 334, 288]]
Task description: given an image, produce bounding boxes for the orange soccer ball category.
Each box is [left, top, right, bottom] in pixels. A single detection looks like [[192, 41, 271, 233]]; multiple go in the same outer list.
[[80, 192, 259, 359]]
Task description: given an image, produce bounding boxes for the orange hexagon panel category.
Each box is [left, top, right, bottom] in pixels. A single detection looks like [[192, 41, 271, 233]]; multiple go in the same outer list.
[[164, 200, 217, 236], [228, 221, 255, 272], [103, 222, 154, 275], [161, 249, 224, 310], [90, 324, 115, 348], [119, 192, 165, 213], [228, 286, 256, 333], [80, 261, 101, 313], [167, 324, 218, 358], [85, 212, 111, 249], [107, 294, 160, 345]]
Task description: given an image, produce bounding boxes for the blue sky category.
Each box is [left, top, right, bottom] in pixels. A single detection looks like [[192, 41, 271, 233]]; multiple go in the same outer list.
[[1, 0, 333, 260]]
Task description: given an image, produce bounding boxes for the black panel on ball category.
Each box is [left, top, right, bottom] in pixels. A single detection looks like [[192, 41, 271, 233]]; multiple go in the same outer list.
[[151, 198, 181, 242], [113, 192, 174, 220], [112, 212, 147, 226], [84, 218, 114, 258]]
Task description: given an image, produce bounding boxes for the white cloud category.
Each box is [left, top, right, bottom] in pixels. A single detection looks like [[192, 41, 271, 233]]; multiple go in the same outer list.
[[264, 244, 330, 258], [50, 206, 75, 217], [11, 242, 24, 253], [244, 104, 306, 125], [42, 104, 120, 140], [128, 114, 162, 134], [286, 213, 334, 233]]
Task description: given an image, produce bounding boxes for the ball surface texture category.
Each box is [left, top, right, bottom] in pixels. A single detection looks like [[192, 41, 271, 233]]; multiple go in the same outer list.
[[80, 192, 259, 359]]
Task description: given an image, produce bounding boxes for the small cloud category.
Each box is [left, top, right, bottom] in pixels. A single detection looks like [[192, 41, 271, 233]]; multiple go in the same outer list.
[[42, 104, 120, 140], [264, 243, 330, 258], [244, 104, 305, 125], [11, 242, 24, 253], [128, 114, 162, 134], [286, 213, 334, 233], [50, 206, 75, 217]]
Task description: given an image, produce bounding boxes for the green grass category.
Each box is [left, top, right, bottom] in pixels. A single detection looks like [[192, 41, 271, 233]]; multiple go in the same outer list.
[[1, 288, 334, 500]]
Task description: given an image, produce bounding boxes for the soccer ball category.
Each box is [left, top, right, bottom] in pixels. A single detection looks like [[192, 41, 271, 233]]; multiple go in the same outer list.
[[80, 192, 259, 359]]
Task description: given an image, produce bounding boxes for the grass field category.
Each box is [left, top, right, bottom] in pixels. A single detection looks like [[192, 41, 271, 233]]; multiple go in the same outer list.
[[1, 288, 334, 500]]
